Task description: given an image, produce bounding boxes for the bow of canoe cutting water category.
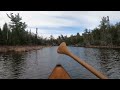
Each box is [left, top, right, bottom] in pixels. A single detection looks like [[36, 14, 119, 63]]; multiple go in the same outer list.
[[0, 46, 120, 79]]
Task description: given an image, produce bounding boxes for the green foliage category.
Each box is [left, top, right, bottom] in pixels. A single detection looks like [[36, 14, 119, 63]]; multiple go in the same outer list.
[[7, 13, 27, 45], [0, 28, 3, 45], [2, 23, 9, 45]]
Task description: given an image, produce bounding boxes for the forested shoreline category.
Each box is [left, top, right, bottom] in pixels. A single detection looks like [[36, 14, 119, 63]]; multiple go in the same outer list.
[[0, 13, 120, 49], [55, 16, 120, 47]]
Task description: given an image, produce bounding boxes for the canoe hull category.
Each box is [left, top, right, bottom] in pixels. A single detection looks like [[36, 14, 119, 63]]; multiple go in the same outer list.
[[49, 64, 71, 79]]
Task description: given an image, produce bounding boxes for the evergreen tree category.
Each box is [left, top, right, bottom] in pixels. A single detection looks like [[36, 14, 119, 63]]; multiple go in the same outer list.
[[7, 13, 27, 45], [2, 23, 9, 45], [0, 27, 3, 45]]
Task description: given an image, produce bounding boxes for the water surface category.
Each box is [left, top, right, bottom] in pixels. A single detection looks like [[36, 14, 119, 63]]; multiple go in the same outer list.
[[0, 46, 120, 79]]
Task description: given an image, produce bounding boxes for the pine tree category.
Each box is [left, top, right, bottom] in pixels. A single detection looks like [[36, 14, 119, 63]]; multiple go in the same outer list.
[[7, 13, 27, 45], [2, 23, 9, 45], [0, 27, 3, 45]]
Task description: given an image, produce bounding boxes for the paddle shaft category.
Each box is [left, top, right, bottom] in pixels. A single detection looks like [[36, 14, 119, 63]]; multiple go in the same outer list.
[[67, 52, 108, 79], [57, 42, 108, 79]]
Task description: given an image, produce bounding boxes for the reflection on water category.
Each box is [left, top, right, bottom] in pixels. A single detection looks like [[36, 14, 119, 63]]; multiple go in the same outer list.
[[0, 47, 120, 79], [99, 49, 120, 79], [0, 52, 26, 79]]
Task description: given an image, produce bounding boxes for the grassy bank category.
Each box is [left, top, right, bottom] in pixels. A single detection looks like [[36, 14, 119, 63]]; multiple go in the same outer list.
[[0, 46, 49, 52]]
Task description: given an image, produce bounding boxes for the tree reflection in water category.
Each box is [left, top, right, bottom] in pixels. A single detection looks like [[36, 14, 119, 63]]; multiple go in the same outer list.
[[1, 52, 27, 79]]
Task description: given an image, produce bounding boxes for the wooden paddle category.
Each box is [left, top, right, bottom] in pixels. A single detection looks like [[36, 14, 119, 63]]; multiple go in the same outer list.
[[57, 42, 108, 79]]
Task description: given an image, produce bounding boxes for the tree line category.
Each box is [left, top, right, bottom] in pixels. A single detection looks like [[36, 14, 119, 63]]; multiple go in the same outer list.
[[53, 16, 120, 46], [0, 13, 120, 47]]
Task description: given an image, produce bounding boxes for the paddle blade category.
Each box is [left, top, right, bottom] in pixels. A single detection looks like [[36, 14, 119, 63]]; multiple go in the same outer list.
[[57, 42, 70, 55]]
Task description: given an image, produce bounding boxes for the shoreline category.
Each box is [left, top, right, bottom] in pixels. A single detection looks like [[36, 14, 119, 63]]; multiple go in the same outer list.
[[69, 45, 120, 49], [0, 45, 50, 53], [84, 45, 120, 49], [1, 45, 120, 53]]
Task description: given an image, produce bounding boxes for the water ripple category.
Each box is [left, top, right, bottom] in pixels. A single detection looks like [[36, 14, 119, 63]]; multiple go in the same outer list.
[[0, 47, 120, 79]]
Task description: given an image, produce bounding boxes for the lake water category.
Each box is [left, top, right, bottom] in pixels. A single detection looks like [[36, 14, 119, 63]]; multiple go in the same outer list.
[[0, 46, 120, 79]]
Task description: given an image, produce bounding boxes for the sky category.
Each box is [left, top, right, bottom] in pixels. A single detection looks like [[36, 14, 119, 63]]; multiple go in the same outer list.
[[0, 11, 120, 39]]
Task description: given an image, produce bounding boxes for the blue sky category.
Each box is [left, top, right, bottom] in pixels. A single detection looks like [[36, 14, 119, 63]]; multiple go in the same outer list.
[[0, 11, 120, 39]]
